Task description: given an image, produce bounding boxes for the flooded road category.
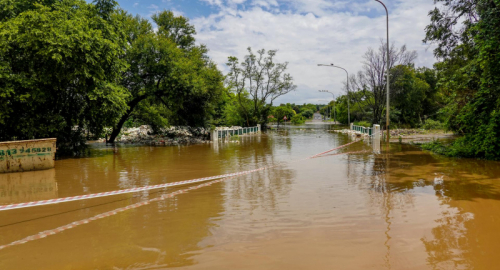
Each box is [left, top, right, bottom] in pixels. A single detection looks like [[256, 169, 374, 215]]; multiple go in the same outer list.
[[1, 126, 500, 269]]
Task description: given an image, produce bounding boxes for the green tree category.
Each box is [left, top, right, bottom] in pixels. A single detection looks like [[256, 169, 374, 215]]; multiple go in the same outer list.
[[272, 106, 295, 127], [390, 65, 429, 127], [226, 48, 296, 127], [423, 0, 500, 159], [301, 109, 314, 119], [222, 92, 251, 127], [0, 0, 128, 153], [415, 67, 442, 120], [290, 114, 305, 125], [348, 42, 418, 125], [107, 11, 225, 142]]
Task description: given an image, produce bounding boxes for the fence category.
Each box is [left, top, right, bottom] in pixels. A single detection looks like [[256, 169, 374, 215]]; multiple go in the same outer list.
[[211, 125, 260, 142], [350, 124, 374, 136]]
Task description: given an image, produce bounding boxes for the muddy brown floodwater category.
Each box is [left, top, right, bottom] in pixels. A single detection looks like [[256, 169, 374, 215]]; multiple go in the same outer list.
[[1, 125, 500, 269]]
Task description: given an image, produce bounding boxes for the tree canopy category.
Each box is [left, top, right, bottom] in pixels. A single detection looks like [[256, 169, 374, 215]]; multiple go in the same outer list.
[[423, 0, 500, 159], [226, 48, 296, 127], [0, 0, 226, 153], [106, 11, 225, 142], [0, 0, 128, 153]]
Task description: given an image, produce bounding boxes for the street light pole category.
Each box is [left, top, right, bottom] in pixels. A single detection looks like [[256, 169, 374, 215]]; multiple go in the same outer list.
[[375, 0, 390, 142], [318, 64, 350, 126]]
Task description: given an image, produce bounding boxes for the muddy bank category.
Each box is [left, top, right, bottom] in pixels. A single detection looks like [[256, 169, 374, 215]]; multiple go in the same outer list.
[[387, 129, 457, 144], [334, 128, 457, 144]]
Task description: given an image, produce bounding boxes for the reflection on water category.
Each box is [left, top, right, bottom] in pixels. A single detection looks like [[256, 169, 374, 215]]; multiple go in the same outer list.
[[0, 169, 57, 204], [361, 143, 500, 269], [1, 127, 500, 269]]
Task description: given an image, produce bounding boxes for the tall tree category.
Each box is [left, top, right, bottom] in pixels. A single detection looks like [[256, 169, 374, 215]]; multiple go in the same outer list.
[[424, 0, 500, 159], [107, 11, 225, 142], [347, 41, 417, 125], [390, 65, 429, 127], [226, 48, 296, 126], [0, 0, 128, 153]]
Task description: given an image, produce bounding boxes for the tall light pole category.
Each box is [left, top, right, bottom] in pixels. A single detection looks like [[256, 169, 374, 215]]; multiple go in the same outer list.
[[319, 90, 336, 123], [375, 0, 390, 142], [318, 63, 350, 126]]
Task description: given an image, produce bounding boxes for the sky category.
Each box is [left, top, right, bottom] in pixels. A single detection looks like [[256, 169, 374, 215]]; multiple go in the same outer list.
[[116, 0, 437, 105]]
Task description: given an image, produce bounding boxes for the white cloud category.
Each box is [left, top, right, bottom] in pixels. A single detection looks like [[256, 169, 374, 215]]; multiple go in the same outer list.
[[148, 4, 159, 10], [192, 0, 437, 104]]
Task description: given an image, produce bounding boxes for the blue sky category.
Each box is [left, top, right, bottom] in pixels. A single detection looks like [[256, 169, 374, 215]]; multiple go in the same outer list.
[[115, 0, 437, 105]]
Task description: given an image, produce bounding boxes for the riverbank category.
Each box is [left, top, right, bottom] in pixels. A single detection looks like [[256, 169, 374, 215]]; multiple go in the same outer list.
[[335, 127, 456, 144], [100, 126, 212, 146], [387, 128, 456, 144]]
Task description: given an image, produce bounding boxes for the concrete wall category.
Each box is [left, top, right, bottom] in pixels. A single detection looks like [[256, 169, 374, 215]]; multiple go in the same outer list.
[[0, 138, 56, 173]]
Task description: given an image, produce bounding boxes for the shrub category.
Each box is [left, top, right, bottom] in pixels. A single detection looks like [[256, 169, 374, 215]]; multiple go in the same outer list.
[[301, 109, 314, 119], [354, 121, 371, 128], [291, 114, 306, 124], [422, 119, 443, 130]]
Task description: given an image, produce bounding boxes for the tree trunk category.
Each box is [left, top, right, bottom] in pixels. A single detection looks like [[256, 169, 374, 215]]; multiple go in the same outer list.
[[107, 95, 148, 143]]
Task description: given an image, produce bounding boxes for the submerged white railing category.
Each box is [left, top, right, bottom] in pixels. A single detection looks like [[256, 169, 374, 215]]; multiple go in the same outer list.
[[211, 125, 261, 142]]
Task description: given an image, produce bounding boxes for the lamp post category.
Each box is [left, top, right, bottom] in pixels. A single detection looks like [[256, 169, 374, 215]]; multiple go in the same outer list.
[[375, 0, 390, 142], [317, 64, 350, 126], [319, 90, 336, 123]]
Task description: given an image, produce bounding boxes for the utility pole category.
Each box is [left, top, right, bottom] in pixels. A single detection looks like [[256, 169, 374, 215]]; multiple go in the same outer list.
[[375, 0, 390, 142]]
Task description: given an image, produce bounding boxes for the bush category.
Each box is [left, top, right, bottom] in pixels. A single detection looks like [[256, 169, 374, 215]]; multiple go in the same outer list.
[[354, 121, 371, 128], [420, 137, 496, 159], [301, 109, 314, 119], [421, 140, 451, 156], [291, 114, 306, 124], [422, 119, 443, 130]]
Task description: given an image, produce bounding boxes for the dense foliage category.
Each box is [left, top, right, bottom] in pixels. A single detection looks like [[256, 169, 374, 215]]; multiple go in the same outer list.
[[0, 0, 225, 153], [423, 0, 500, 159], [317, 63, 442, 128], [106, 10, 225, 142], [0, 0, 128, 153]]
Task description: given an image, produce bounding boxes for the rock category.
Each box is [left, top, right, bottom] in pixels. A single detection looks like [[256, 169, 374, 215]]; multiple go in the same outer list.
[[113, 125, 210, 146]]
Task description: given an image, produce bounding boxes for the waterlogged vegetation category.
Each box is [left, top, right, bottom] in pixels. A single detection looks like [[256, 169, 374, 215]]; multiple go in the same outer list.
[[0, 0, 295, 154], [0, 0, 499, 160], [2, 1, 500, 269]]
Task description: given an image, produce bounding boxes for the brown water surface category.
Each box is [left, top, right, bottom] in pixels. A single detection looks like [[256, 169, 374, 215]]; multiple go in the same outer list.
[[1, 126, 500, 269]]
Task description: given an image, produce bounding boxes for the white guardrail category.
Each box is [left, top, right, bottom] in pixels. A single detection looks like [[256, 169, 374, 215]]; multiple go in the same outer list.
[[211, 125, 261, 142]]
